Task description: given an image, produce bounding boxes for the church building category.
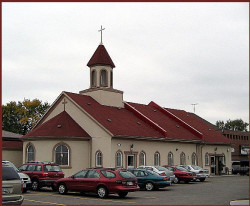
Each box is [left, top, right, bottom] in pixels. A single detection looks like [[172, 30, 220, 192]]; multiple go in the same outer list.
[[22, 33, 232, 177]]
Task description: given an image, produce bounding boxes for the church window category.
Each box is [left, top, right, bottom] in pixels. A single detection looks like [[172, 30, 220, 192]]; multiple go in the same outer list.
[[154, 152, 160, 166], [192, 153, 197, 165], [116, 151, 122, 167], [110, 71, 113, 87], [26, 144, 35, 162], [100, 70, 107, 86], [139, 152, 146, 166], [180, 152, 186, 165], [55, 144, 69, 166], [91, 70, 96, 87], [96, 151, 103, 167], [205, 153, 209, 165], [168, 152, 174, 165]]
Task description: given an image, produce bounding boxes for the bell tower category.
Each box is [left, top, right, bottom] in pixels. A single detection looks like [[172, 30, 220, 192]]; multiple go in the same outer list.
[[80, 26, 124, 108]]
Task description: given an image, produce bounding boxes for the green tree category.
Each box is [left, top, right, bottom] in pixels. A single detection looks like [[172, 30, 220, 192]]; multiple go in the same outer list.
[[216, 119, 249, 132], [2, 99, 50, 135]]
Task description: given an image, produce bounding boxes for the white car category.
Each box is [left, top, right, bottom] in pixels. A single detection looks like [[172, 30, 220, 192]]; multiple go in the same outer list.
[[2, 160, 32, 192], [137, 166, 176, 183], [180, 165, 210, 182]]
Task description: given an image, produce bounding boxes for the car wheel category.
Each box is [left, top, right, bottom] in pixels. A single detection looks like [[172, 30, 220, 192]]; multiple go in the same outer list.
[[145, 182, 154, 191], [199, 178, 205, 182], [58, 183, 68, 195], [32, 180, 40, 191], [174, 177, 179, 184], [118, 192, 128, 198], [97, 186, 108, 198]]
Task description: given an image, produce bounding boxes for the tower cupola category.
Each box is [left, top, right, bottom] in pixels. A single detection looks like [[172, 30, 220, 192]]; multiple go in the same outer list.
[[80, 26, 124, 108]]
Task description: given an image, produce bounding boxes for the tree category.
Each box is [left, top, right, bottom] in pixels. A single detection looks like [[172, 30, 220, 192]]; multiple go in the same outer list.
[[2, 99, 50, 135], [216, 119, 249, 132]]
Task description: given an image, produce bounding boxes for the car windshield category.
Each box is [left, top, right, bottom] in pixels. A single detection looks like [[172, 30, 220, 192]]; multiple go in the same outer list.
[[191, 165, 202, 170], [147, 170, 160, 176], [2, 166, 20, 180], [44, 165, 62, 172], [176, 166, 188, 171], [119, 170, 136, 178], [155, 166, 168, 171], [5, 162, 20, 172]]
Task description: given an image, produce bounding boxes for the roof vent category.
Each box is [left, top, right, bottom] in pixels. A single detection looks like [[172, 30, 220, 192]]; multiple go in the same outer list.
[[107, 119, 112, 122], [117, 107, 121, 110], [137, 122, 141, 125], [209, 128, 212, 131], [87, 103, 91, 106], [176, 125, 180, 128], [153, 110, 157, 112], [57, 125, 62, 128]]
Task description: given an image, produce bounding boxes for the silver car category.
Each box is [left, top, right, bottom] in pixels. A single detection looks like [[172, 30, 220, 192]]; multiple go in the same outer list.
[[2, 163, 24, 205], [2, 160, 32, 193], [137, 166, 176, 183], [180, 165, 210, 182]]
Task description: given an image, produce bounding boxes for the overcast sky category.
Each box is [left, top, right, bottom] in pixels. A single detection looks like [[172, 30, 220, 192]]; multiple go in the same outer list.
[[2, 2, 249, 126]]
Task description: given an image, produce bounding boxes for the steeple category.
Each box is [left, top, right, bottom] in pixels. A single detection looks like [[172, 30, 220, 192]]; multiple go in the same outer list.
[[80, 26, 124, 108]]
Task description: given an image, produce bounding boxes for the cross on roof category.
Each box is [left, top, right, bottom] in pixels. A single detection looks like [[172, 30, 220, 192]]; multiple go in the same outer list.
[[98, 25, 105, 45], [62, 98, 68, 111]]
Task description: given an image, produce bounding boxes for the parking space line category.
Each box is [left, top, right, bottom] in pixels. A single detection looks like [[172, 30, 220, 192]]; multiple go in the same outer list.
[[24, 198, 66, 205], [51, 194, 137, 204]]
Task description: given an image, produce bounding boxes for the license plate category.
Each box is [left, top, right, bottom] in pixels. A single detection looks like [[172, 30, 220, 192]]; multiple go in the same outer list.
[[127, 182, 133, 186]]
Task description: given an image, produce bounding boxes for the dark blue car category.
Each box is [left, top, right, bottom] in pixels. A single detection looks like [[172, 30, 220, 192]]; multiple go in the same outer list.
[[129, 169, 171, 191]]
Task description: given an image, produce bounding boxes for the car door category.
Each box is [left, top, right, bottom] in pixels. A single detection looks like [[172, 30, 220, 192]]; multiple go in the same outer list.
[[68, 170, 88, 191], [83, 170, 101, 192]]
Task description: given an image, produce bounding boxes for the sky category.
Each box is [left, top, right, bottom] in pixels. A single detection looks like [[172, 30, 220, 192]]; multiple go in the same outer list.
[[2, 2, 249, 126]]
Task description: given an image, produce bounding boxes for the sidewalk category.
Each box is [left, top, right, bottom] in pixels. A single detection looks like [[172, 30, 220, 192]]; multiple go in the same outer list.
[[230, 200, 249, 205]]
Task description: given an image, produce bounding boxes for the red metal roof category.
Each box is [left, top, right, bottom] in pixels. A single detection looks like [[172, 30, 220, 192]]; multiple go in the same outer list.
[[24, 91, 230, 144], [23, 111, 90, 139], [87, 44, 115, 68], [65, 92, 164, 138]]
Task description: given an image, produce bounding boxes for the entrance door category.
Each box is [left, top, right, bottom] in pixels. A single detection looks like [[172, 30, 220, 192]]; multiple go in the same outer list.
[[210, 156, 216, 175], [127, 155, 135, 169]]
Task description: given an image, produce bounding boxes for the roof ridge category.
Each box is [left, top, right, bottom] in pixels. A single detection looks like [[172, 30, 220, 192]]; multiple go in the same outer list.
[[149, 101, 203, 139], [124, 102, 167, 137]]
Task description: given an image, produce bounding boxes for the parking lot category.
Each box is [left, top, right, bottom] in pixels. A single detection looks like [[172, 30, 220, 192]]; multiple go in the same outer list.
[[22, 175, 249, 205]]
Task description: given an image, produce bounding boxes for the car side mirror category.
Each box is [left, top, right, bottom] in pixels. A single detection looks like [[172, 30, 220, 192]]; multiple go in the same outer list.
[[71, 175, 75, 179]]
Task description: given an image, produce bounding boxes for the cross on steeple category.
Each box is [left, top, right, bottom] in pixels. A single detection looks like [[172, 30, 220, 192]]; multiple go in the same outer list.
[[98, 25, 105, 45], [62, 98, 68, 111]]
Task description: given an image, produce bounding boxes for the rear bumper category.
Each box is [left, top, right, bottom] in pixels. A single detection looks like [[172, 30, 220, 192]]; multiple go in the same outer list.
[[40, 179, 57, 187], [179, 176, 196, 182], [2, 195, 24, 205], [109, 185, 140, 193], [155, 180, 171, 188]]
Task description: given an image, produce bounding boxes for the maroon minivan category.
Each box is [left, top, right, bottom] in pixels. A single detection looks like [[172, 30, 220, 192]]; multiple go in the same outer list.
[[19, 162, 64, 191], [54, 168, 140, 198]]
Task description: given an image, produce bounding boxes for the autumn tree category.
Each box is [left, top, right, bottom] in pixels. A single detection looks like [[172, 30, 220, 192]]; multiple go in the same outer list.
[[215, 119, 249, 132], [2, 99, 50, 135]]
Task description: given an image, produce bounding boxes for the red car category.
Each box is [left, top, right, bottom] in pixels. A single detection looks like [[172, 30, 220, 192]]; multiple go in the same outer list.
[[54, 168, 140, 198], [19, 162, 64, 191], [163, 165, 196, 183]]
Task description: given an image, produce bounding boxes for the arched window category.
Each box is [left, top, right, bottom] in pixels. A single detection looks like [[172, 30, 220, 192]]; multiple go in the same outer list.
[[110, 71, 113, 87], [205, 153, 209, 166], [55, 144, 69, 166], [96, 151, 103, 167], [154, 152, 160, 166], [180, 152, 186, 165], [168, 152, 174, 165], [100, 70, 107, 86], [26, 144, 35, 162], [91, 70, 96, 87], [116, 151, 122, 167], [192, 153, 197, 165], [139, 152, 146, 166]]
